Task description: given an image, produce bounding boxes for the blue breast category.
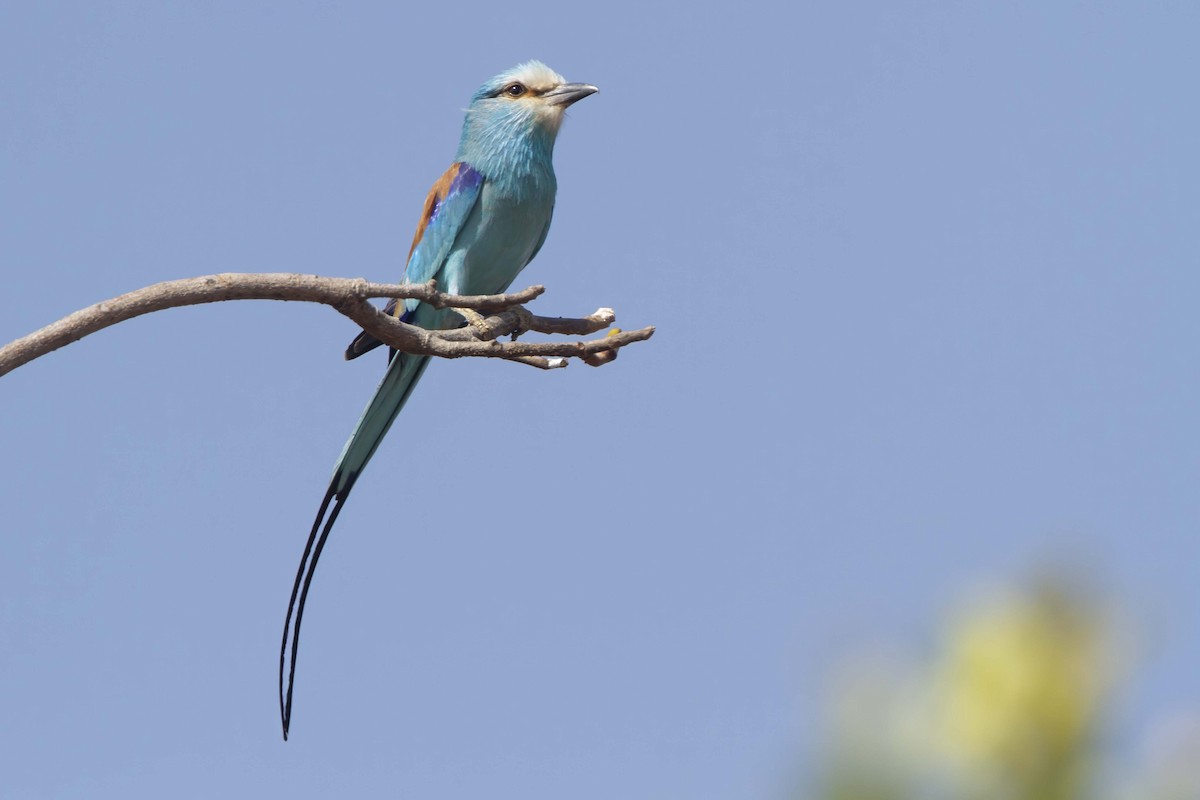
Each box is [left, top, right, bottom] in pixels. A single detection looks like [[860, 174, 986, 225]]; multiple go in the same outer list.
[[440, 179, 555, 298]]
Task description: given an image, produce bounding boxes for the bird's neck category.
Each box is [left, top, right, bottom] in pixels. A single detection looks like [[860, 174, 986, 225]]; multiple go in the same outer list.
[[456, 117, 558, 200]]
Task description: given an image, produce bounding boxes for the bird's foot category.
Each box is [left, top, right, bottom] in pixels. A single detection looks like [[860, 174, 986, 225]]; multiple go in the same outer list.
[[456, 307, 494, 336], [507, 306, 534, 341]]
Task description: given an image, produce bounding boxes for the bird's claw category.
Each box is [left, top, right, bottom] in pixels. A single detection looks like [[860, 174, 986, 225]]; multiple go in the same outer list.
[[456, 307, 493, 336], [507, 306, 534, 340]]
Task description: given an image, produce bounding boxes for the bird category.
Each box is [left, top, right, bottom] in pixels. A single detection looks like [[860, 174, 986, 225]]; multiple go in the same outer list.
[[279, 61, 597, 740]]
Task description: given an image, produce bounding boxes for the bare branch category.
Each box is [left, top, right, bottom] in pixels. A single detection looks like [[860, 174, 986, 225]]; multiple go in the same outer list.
[[0, 272, 653, 378]]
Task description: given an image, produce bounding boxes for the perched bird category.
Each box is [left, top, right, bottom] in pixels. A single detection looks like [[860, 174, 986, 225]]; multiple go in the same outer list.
[[279, 62, 597, 740]]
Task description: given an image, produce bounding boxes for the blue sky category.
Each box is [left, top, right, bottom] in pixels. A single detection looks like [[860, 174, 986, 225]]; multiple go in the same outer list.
[[2, 2, 1197, 797]]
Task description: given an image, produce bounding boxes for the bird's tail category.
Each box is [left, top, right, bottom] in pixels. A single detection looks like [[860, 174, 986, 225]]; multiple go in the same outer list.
[[279, 350, 431, 740]]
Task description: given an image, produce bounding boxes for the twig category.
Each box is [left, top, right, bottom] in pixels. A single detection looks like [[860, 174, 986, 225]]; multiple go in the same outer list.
[[0, 272, 653, 378]]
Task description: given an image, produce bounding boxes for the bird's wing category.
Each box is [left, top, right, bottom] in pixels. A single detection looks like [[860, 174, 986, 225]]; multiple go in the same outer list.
[[345, 162, 485, 360], [281, 162, 484, 740]]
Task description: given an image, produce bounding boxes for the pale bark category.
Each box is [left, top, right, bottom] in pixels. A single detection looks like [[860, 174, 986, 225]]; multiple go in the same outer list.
[[0, 273, 654, 377]]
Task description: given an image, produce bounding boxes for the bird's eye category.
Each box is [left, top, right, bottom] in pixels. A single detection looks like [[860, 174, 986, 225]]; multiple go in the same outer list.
[[503, 82, 527, 98]]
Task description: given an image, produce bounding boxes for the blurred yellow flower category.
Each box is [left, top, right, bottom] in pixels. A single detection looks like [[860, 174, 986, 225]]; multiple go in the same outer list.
[[934, 581, 1110, 793], [810, 577, 1129, 800]]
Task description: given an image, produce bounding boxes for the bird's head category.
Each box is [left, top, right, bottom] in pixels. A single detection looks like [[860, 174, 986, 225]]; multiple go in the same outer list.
[[457, 61, 597, 181]]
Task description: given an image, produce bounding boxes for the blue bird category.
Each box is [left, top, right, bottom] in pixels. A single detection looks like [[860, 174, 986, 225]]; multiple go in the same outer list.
[[279, 62, 597, 740]]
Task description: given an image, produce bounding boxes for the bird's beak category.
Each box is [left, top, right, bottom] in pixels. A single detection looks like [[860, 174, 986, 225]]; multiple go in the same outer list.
[[544, 83, 599, 107]]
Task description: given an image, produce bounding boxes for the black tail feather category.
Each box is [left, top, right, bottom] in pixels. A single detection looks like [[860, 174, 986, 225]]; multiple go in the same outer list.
[[343, 330, 384, 360], [344, 297, 403, 360], [280, 483, 348, 740]]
